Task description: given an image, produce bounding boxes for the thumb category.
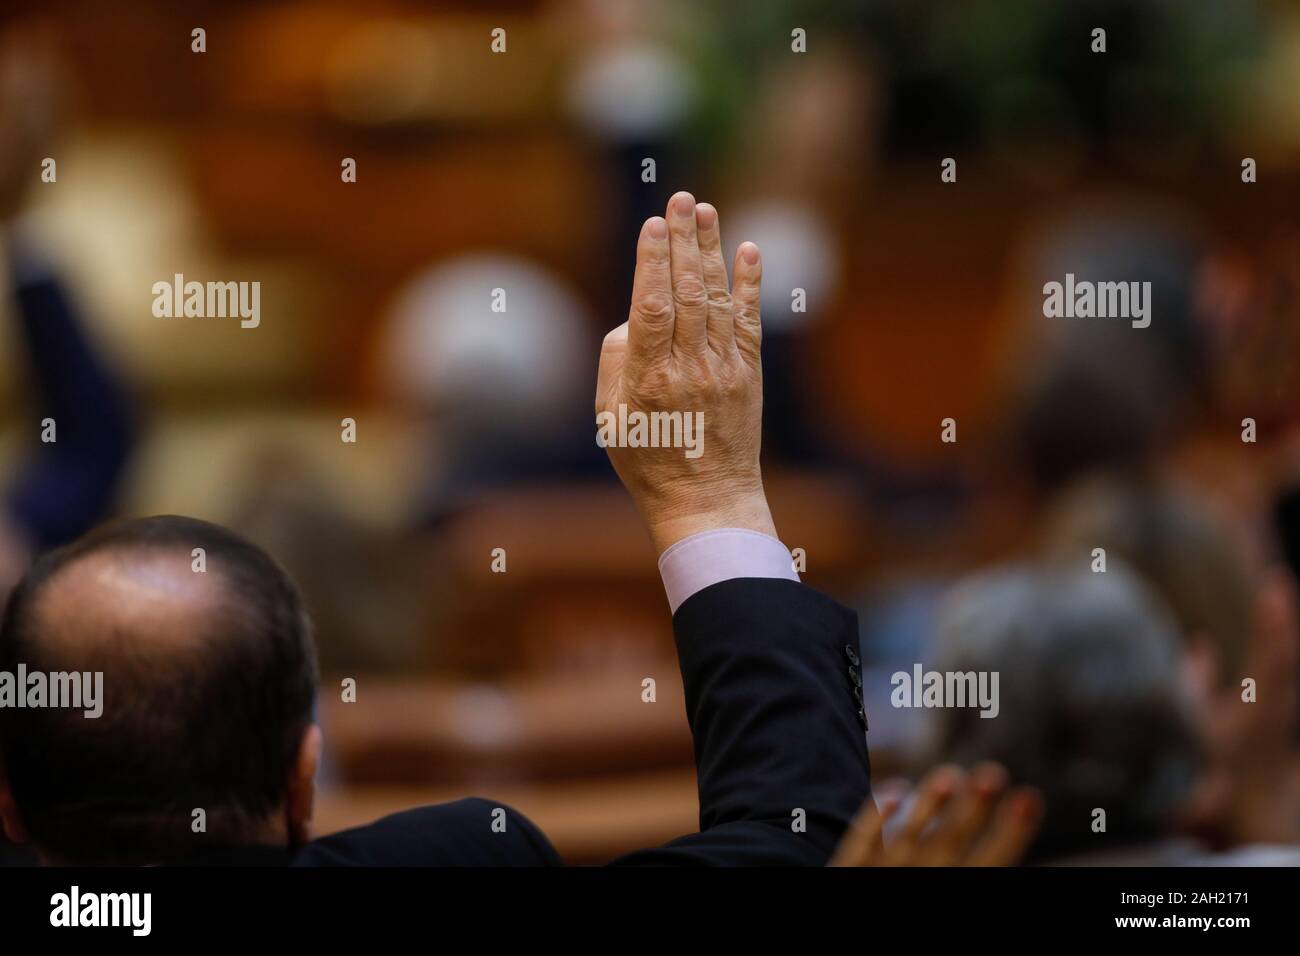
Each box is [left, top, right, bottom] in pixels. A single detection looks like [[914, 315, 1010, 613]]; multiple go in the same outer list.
[[595, 322, 629, 414]]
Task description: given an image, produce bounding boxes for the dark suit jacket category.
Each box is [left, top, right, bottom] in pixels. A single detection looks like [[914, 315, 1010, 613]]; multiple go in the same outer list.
[[206, 577, 870, 866], [5, 245, 134, 551]]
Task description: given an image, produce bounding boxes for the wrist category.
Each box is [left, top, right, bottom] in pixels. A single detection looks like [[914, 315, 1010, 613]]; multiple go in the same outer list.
[[641, 485, 777, 555]]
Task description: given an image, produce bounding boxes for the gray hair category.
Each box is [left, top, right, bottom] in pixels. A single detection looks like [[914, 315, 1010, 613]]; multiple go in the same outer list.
[[924, 563, 1204, 861]]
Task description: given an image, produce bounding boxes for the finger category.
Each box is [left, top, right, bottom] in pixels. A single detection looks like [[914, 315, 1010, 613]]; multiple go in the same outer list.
[[965, 788, 1043, 867], [916, 762, 1008, 866], [694, 202, 735, 355], [626, 216, 674, 370], [731, 241, 762, 365], [829, 797, 898, 867], [666, 191, 708, 356], [886, 765, 962, 865]]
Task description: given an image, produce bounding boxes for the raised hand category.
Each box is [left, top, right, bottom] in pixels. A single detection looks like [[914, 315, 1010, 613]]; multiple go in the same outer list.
[[596, 192, 776, 554], [830, 764, 1043, 867]]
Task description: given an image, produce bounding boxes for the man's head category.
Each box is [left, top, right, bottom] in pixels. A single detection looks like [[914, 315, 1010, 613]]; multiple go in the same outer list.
[[1043, 478, 1254, 689], [923, 563, 1204, 862], [0, 515, 320, 864], [1041, 478, 1300, 844], [1004, 204, 1210, 495]]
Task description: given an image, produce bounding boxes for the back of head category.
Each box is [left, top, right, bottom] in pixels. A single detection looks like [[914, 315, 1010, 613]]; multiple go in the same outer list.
[[1043, 478, 1254, 686], [0, 516, 318, 864], [1005, 202, 1209, 494], [924, 563, 1203, 862]]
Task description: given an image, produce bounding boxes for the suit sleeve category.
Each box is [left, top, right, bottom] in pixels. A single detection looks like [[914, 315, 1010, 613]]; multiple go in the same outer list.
[[610, 577, 871, 865], [4, 253, 134, 550]]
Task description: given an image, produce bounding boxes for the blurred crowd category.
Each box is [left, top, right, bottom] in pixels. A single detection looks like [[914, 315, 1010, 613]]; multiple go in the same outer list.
[[1, 0, 1299, 863]]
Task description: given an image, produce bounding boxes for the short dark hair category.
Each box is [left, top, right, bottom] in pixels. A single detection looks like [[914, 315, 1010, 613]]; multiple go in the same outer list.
[[0, 515, 318, 864]]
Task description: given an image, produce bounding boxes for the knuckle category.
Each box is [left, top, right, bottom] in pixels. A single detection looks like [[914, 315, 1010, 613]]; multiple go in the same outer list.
[[635, 292, 675, 322], [735, 305, 762, 334], [706, 290, 733, 312], [673, 279, 708, 308]]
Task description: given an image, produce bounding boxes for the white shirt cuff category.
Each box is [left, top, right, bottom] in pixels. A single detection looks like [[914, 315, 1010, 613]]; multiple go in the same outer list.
[[657, 528, 800, 614]]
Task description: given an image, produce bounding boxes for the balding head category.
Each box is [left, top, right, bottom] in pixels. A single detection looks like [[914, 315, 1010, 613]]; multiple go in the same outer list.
[[34, 545, 228, 659], [0, 516, 319, 864]]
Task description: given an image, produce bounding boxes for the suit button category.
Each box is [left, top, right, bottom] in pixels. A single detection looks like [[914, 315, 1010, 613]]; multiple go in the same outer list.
[[852, 683, 863, 705], [843, 644, 861, 666], [857, 706, 868, 730], [848, 664, 861, 686]]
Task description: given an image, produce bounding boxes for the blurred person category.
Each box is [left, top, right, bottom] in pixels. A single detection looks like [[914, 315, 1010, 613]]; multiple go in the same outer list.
[[1000, 201, 1212, 498], [711, 39, 874, 467], [562, 0, 699, 319], [922, 563, 1209, 864], [0, 32, 134, 868], [0, 31, 134, 595], [850, 203, 1223, 754], [0, 241, 135, 587], [568, 6, 873, 472], [719, 199, 845, 465], [0, 194, 872, 866], [379, 253, 608, 522], [1043, 478, 1300, 849]]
